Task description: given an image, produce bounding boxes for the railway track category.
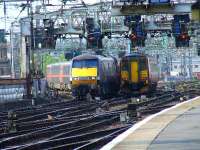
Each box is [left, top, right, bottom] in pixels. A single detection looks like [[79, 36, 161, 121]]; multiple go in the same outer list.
[[0, 81, 200, 150]]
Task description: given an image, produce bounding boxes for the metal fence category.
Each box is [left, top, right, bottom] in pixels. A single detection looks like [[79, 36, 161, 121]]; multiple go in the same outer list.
[[0, 79, 26, 103]]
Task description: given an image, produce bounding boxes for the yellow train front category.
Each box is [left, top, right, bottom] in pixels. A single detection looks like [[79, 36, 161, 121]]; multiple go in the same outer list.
[[71, 54, 120, 99], [120, 53, 159, 94]]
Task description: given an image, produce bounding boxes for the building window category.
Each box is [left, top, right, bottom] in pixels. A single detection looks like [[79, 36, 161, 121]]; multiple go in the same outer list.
[[195, 65, 198, 68], [174, 65, 177, 69]]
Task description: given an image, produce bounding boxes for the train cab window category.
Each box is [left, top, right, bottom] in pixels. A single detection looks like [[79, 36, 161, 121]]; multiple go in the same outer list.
[[72, 59, 98, 68], [72, 61, 82, 68], [121, 60, 128, 70]]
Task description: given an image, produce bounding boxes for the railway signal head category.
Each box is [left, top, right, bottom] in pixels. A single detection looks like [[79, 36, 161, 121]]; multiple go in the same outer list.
[[172, 15, 190, 48], [129, 33, 137, 41]]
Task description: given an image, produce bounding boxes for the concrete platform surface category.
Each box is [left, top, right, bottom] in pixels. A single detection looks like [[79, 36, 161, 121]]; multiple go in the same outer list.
[[148, 106, 200, 150], [101, 96, 200, 150]]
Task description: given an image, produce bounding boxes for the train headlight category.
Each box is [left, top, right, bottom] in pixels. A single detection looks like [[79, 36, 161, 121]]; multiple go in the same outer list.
[[91, 76, 96, 80], [73, 77, 79, 80], [70, 77, 72, 81]]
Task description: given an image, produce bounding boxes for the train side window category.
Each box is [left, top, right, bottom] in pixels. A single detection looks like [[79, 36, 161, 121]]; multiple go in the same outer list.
[[101, 62, 106, 73], [121, 60, 128, 70], [47, 67, 51, 74], [51, 66, 55, 74], [63, 65, 70, 75], [108, 62, 111, 74], [112, 62, 116, 74], [54, 66, 60, 74], [140, 58, 147, 70], [101, 62, 106, 79], [107, 62, 110, 74], [110, 62, 113, 75], [67, 66, 70, 74], [109, 62, 113, 75]]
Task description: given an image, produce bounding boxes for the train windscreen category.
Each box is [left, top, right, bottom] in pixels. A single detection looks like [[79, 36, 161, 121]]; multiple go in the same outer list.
[[121, 59, 129, 70], [72, 59, 97, 68]]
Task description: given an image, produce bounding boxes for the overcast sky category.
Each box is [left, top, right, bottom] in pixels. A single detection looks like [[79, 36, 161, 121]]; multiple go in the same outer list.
[[0, 0, 104, 31]]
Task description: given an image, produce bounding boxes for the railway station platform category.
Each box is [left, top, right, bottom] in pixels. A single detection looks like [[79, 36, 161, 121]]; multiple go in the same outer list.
[[101, 96, 200, 150]]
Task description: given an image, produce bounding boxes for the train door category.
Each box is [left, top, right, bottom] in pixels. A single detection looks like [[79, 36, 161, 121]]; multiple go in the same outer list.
[[131, 61, 138, 83], [121, 59, 129, 81], [139, 57, 148, 83]]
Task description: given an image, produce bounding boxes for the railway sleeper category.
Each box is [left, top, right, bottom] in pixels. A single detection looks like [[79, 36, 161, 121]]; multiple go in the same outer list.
[[17, 125, 129, 150], [0, 114, 119, 149], [75, 126, 129, 150]]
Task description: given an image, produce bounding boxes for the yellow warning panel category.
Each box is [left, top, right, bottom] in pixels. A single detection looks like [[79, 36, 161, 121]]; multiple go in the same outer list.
[[72, 68, 97, 77], [131, 61, 138, 83], [140, 70, 148, 80], [121, 71, 129, 81]]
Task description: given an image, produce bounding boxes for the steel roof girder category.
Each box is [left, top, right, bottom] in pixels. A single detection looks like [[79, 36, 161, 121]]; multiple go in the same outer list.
[[111, 3, 192, 16]]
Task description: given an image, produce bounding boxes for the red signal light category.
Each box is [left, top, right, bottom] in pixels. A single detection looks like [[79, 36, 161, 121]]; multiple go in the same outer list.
[[179, 33, 190, 40], [181, 34, 186, 39], [129, 34, 137, 40], [88, 37, 95, 41]]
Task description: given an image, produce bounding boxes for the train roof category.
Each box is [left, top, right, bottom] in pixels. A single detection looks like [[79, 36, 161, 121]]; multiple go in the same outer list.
[[124, 52, 146, 58], [72, 54, 113, 61], [123, 53, 157, 63], [47, 61, 71, 67]]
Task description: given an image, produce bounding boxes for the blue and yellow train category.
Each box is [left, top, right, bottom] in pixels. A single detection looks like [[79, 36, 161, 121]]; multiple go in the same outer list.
[[71, 54, 120, 98], [120, 53, 160, 94], [46, 53, 160, 99]]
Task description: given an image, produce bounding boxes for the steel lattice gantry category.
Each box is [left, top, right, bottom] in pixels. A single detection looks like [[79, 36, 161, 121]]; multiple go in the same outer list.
[[17, 1, 200, 78], [20, 2, 128, 36]]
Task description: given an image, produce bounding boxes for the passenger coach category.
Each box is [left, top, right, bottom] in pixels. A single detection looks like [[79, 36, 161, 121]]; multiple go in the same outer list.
[[46, 62, 71, 91]]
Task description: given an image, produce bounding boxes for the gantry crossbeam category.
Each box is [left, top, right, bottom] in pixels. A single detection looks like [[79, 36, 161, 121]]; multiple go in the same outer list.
[[112, 3, 193, 16]]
